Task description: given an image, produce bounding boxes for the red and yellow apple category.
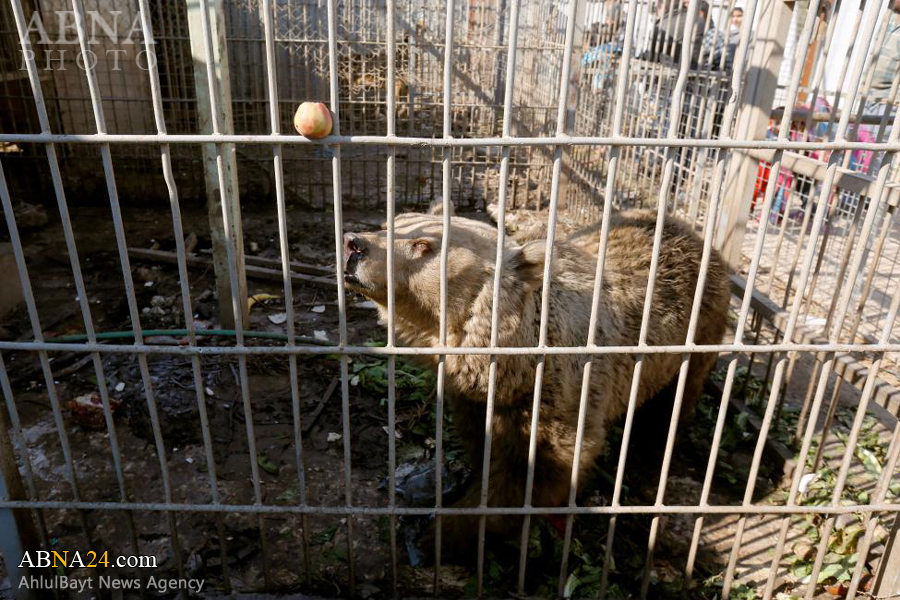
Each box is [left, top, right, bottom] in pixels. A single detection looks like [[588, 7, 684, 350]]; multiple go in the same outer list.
[[293, 102, 333, 139]]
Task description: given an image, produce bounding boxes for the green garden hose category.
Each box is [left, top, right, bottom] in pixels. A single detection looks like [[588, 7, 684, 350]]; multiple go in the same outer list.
[[45, 329, 333, 346]]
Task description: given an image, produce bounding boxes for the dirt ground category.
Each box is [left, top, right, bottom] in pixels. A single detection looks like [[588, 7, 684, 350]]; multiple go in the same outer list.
[[0, 202, 897, 599]]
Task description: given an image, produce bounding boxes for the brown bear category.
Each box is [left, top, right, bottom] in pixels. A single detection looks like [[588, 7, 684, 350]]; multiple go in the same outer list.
[[342, 205, 730, 558]]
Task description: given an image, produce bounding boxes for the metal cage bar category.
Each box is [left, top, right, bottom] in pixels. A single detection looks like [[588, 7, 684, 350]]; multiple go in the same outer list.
[[261, 0, 313, 585]]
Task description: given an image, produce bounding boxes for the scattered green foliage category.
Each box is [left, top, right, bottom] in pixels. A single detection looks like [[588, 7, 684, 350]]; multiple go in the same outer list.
[[783, 407, 893, 590], [687, 388, 760, 488], [321, 545, 349, 564], [347, 343, 466, 463], [698, 574, 760, 599], [257, 454, 279, 475], [696, 365, 802, 488], [350, 354, 435, 406], [276, 485, 300, 504], [376, 515, 392, 544], [310, 524, 338, 546], [730, 583, 761, 600], [465, 518, 615, 599]]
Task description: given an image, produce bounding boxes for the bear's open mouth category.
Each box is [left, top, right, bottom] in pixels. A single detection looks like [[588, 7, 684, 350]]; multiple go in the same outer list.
[[344, 273, 373, 293]]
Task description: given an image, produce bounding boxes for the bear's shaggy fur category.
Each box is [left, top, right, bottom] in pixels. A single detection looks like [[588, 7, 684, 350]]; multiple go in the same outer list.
[[342, 206, 730, 555]]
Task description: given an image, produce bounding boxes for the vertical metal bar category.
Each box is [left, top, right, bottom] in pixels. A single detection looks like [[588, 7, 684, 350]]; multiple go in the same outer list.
[[70, 2, 188, 588], [635, 0, 678, 203], [822, 1, 866, 143], [640, 0, 785, 583], [737, 4, 814, 416], [491, 0, 508, 107], [260, 0, 312, 585], [8, 0, 120, 558], [680, 0, 763, 583], [196, 0, 272, 588], [672, 0, 716, 216], [0, 159, 96, 567], [798, 11, 898, 457], [434, 0, 454, 588], [470, 0, 520, 587], [814, 204, 899, 471], [408, 0, 418, 137], [643, 0, 682, 204], [720, 1, 886, 594], [323, 0, 356, 591], [552, 0, 639, 595], [599, 0, 703, 592], [812, 13, 893, 329], [490, 0, 534, 592], [781, 182, 816, 314], [764, 175, 802, 296], [0, 349, 42, 600], [847, 416, 900, 599], [136, 0, 231, 586], [476, 0, 579, 591], [556, 0, 587, 206], [799, 0, 841, 155], [787, 0, 865, 333], [385, 0, 400, 591]]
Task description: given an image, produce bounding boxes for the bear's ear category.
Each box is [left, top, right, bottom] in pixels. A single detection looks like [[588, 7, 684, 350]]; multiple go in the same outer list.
[[427, 198, 455, 217], [412, 238, 432, 256], [504, 240, 546, 284]]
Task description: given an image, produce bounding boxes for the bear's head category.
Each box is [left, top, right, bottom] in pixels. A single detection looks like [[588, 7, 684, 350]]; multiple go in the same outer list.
[[342, 205, 544, 332]]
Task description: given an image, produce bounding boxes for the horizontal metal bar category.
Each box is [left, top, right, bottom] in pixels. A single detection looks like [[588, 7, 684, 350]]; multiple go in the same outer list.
[[0, 500, 896, 517], [2, 341, 900, 356], [4, 133, 900, 151]]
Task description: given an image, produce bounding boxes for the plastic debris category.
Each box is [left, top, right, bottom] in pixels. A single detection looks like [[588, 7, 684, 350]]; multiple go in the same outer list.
[[268, 313, 288, 325]]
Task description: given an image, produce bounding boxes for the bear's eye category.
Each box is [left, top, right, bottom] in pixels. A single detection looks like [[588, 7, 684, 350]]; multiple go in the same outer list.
[[412, 239, 431, 255]]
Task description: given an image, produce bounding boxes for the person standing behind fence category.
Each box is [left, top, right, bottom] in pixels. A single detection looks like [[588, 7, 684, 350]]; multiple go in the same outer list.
[[643, 0, 710, 66], [700, 6, 743, 71], [582, 17, 625, 92], [863, 0, 900, 156], [869, 2, 900, 104]]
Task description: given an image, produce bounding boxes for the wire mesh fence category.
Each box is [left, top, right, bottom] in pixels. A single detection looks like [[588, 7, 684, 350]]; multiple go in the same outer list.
[[0, 0, 899, 598]]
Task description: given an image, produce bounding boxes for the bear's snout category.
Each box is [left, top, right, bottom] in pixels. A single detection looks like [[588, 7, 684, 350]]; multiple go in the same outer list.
[[343, 234, 367, 283]]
